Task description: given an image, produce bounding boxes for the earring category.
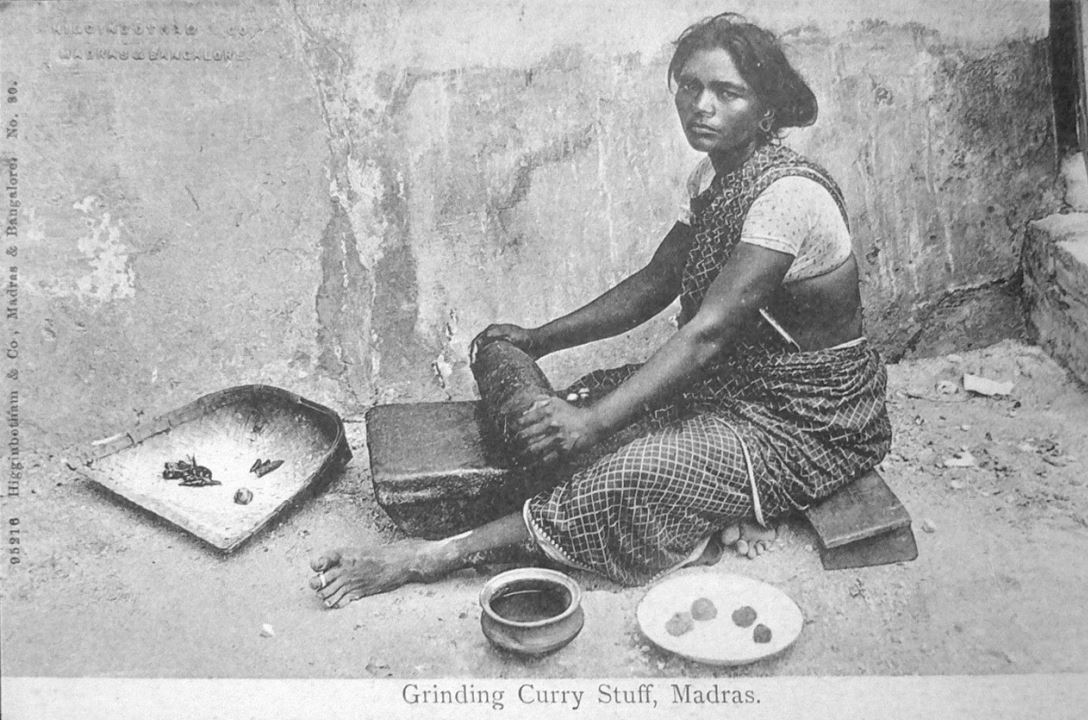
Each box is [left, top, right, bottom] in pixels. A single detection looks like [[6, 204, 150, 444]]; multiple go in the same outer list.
[[758, 113, 775, 136]]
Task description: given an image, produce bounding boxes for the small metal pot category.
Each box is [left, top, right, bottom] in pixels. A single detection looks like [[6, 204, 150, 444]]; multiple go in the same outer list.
[[479, 567, 585, 656]]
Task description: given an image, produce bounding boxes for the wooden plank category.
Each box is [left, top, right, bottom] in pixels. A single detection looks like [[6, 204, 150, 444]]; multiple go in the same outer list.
[[818, 525, 919, 571], [803, 470, 911, 550]]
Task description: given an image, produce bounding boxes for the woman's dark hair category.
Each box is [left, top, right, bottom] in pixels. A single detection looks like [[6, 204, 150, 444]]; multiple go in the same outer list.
[[668, 13, 818, 134]]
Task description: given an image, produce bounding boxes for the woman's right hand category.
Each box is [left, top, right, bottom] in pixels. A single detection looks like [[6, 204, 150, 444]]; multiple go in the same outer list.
[[470, 323, 546, 363]]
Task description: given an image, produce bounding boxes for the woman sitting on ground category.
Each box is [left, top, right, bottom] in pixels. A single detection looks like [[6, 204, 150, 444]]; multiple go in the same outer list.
[[310, 12, 891, 608]]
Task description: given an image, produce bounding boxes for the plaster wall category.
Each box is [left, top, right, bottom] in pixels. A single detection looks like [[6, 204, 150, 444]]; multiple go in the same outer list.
[[0, 0, 1058, 444]]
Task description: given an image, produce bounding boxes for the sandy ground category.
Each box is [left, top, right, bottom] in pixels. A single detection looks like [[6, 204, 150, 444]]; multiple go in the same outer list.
[[2, 339, 1087, 679]]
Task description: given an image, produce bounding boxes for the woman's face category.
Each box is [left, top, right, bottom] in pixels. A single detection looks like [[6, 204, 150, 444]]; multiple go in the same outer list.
[[674, 46, 765, 158]]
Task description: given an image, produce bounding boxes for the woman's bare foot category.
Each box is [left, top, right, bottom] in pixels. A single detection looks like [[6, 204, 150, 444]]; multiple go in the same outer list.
[[719, 520, 778, 559], [309, 540, 451, 609], [309, 512, 533, 609]]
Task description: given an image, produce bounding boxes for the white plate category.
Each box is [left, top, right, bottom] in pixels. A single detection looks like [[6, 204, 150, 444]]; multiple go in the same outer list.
[[636, 569, 803, 666]]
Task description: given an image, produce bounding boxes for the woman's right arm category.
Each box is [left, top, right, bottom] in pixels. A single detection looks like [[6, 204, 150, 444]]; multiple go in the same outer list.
[[474, 222, 692, 358]]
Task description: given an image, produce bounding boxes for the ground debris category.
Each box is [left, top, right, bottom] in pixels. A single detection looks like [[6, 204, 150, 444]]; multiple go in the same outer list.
[[1017, 436, 1067, 467], [936, 379, 959, 395], [365, 660, 394, 677], [963, 373, 1015, 397], [912, 447, 938, 468], [942, 449, 978, 468]]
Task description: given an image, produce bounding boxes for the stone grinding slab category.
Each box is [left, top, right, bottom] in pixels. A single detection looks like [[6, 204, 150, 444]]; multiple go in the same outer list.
[[77, 385, 351, 553], [368, 341, 559, 539], [367, 401, 552, 539]]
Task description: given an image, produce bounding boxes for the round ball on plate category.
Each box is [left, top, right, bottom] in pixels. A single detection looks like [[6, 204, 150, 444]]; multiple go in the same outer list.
[[731, 605, 757, 628], [665, 611, 695, 636], [690, 597, 717, 621]]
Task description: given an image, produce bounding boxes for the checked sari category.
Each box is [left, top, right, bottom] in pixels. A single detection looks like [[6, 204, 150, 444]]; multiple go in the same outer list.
[[523, 144, 892, 585]]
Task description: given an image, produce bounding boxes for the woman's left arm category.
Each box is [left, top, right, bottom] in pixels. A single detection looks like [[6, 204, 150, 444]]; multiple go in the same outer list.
[[515, 242, 794, 465]]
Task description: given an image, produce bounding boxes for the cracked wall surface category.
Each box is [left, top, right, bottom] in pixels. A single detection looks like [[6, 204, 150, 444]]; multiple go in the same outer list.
[[0, 0, 1057, 444]]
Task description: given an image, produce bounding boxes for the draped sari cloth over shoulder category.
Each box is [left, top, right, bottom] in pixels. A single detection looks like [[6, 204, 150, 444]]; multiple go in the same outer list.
[[523, 144, 892, 586]]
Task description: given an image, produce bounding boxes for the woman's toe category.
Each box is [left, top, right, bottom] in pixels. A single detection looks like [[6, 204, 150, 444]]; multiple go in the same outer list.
[[310, 566, 343, 591], [318, 572, 347, 597], [310, 550, 342, 573], [322, 581, 360, 609], [720, 524, 741, 545]]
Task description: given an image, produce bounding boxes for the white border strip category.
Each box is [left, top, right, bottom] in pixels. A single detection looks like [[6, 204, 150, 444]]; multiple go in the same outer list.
[[5, 675, 1088, 720]]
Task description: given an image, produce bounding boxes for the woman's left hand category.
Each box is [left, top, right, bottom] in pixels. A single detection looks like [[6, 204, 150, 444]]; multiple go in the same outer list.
[[513, 396, 602, 466]]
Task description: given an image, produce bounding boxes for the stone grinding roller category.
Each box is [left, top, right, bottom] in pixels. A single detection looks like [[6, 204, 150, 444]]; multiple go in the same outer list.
[[471, 339, 555, 458]]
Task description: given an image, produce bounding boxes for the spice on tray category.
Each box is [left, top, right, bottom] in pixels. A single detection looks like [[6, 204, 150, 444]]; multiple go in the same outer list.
[[254, 459, 284, 478], [731, 605, 757, 628], [691, 597, 717, 621], [665, 611, 695, 637], [752, 623, 773, 644], [162, 456, 219, 487]]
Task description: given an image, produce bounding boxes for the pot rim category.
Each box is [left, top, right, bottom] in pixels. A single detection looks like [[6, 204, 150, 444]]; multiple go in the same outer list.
[[479, 567, 583, 629]]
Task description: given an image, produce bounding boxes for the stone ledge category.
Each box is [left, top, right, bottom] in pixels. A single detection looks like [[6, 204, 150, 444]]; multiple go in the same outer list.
[[1022, 213, 1088, 385], [1061, 153, 1088, 212]]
